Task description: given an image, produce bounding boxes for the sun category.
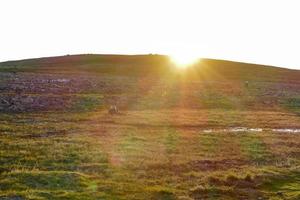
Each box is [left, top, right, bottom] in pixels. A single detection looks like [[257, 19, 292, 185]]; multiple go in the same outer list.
[[170, 52, 201, 68]]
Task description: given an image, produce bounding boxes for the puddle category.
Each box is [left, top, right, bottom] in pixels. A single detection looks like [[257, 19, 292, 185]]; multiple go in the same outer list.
[[230, 127, 263, 132], [272, 129, 300, 133], [204, 127, 263, 133], [203, 127, 300, 133]]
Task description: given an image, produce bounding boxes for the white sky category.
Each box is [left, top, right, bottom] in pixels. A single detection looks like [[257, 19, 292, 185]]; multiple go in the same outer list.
[[1, 0, 300, 69]]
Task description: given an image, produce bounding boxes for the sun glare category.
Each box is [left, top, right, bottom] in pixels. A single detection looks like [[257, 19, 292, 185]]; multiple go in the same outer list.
[[170, 53, 201, 68]]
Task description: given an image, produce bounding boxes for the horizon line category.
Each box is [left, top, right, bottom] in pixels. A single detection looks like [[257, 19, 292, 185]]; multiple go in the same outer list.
[[0, 53, 298, 71]]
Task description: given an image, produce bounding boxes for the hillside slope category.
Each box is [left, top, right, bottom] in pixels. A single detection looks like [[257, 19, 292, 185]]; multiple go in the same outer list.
[[0, 54, 300, 113], [1, 54, 300, 81], [0, 55, 300, 200]]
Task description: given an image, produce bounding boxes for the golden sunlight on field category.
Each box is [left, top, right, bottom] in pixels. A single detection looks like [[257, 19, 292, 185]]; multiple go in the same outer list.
[[169, 52, 202, 68], [1, 55, 300, 199]]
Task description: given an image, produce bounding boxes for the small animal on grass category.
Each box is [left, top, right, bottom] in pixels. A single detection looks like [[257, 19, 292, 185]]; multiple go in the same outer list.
[[244, 81, 249, 88], [108, 105, 119, 114]]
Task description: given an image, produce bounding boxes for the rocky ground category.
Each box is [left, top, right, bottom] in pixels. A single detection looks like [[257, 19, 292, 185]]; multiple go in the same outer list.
[[0, 72, 133, 112], [1, 70, 300, 113]]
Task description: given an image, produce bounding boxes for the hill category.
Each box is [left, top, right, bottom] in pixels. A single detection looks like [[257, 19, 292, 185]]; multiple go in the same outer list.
[[1, 54, 300, 81], [0, 54, 300, 112], [0, 54, 300, 199]]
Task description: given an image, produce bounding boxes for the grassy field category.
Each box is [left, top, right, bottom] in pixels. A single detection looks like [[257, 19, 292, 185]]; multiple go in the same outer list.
[[0, 55, 299, 199]]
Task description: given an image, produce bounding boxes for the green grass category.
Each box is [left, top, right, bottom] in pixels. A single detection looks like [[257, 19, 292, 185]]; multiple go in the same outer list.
[[238, 134, 271, 164], [1, 110, 299, 199], [261, 170, 300, 200], [1, 55, 300, 199], [71, 94, 104, 112], [283, 97, 300, 115]]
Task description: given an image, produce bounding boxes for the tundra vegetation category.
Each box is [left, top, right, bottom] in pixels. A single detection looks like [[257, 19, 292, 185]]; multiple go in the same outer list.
[[0, 55, 299, 200]]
